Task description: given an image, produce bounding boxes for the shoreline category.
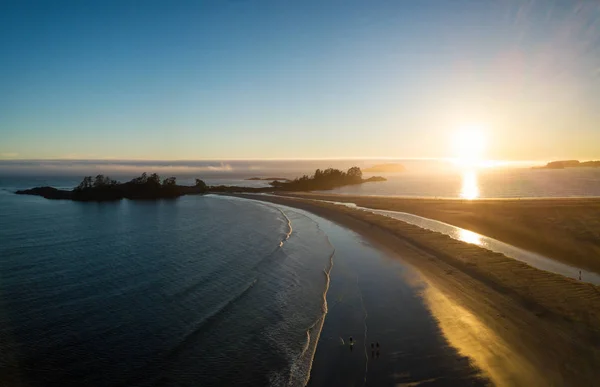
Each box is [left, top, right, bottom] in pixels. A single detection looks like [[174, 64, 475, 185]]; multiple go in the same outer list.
[[229, 193, 600, 385], [278, 193, 600, 274]]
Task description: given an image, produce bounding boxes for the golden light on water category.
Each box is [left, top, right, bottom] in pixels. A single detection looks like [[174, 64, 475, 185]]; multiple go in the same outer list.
[[460, 170, 480, 200], [451, 125, 484, 200], [458, 228, 483, 245]]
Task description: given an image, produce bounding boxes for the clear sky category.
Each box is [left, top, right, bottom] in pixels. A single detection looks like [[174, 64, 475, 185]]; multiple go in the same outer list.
[[1, 0, 599, 161]]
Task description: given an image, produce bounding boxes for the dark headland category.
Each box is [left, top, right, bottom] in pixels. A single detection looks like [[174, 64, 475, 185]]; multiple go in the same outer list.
[[15, 167, 386, 201], [533, 160, 600, 169]]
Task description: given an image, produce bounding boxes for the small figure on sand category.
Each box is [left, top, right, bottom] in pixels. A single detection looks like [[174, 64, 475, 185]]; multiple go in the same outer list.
[[349, 336, 354, 352], [376, 342, 380, 358], [579, 270, 582, 281]]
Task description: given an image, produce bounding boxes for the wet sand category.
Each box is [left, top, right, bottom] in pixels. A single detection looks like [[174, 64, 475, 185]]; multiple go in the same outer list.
[[253, 201, 489, 386], [279, 193, 600, 274], [231, 194, 600, 386]]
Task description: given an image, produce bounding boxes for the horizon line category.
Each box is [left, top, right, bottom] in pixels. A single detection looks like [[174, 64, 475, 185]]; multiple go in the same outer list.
[[0, 157, 560, 164]]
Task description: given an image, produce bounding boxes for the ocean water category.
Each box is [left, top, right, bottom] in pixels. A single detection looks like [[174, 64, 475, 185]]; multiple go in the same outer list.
[[0, 180, 334, 386], [0, 177, 492, 386], [328, 168, 600, 198], [2, 159, 599, 199]]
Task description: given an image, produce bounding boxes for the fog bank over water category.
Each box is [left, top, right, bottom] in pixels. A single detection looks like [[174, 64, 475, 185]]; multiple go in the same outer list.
[[0, 159, 536, 179]]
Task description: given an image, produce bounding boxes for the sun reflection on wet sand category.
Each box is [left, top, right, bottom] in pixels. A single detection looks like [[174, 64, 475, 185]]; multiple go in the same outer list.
[[457, 229, 483, 246], [460, 170, 480, 200], [422, 280, 539, 387]]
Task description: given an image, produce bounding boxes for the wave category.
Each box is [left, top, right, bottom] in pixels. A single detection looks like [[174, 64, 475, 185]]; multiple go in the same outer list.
[[120, 278, 259, 387], [286, 248, 335, 387], [273, 206, 293, 248], [251, 205, 295, 272], [167, 278, 258, 359]]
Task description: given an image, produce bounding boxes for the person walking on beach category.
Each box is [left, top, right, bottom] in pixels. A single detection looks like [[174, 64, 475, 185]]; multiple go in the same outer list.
[[349, 336, 354, 351]]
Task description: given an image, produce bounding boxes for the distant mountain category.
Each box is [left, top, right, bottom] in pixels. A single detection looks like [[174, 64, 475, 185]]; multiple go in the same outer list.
[[534, 160, 600, 169], [363, 163, 405, 173]]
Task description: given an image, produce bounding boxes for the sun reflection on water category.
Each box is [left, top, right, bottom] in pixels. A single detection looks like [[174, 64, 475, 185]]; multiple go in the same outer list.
[[457, 229, 483, 246], [460, 170, 480, 200]]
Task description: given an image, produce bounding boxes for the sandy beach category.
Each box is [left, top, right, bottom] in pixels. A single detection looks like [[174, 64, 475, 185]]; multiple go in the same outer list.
[[231, 193, 600, 386], [280, 193, 600, 274]]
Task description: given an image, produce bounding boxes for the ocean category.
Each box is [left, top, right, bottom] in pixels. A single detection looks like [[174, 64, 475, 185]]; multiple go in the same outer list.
[[2, 158, 599, 199], [0, 181, 333, 386], [326, 167, 600, 198], [0, 176, 491, 386]]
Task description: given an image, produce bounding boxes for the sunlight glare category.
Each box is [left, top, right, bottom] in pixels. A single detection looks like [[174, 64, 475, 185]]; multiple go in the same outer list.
[[458, 229, 483, 245], [460, 170, 480, 200], [452, 125, 487, 166]]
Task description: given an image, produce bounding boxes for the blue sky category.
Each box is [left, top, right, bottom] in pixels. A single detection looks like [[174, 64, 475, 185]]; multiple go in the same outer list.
[[1, 0, 599, 161]]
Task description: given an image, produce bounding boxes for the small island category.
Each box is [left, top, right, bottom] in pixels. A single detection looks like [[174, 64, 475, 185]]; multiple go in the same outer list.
[[363, 163, 405, 173], [16, 167, 386, 201], [533, 160, 600, 169], [16, 173, 209, 201]]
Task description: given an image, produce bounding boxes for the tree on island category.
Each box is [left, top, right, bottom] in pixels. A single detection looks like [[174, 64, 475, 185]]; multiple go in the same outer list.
[[346, 166, 362, 182], [93, 175, 118, 187], [76, 176, 93, 190], [148, 173, 161, 186], [162, 176, 177, 186], [195, 179, 207, 190], [270, 166, 378, 191], [69, 172, 208, 200]]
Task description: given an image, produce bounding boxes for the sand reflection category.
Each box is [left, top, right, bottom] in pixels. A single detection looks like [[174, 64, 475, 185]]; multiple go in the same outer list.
[[422, 280, 539, 386]]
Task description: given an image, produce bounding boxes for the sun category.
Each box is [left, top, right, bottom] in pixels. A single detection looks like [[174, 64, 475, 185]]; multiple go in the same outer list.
[[452, 125, 487, 166]]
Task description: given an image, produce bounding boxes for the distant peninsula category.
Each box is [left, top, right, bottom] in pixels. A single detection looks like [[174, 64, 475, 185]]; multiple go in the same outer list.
[[16, 167, 386, 201], [245, 177, 290, 181], [533, 160, 600, 169], [363, 163, 405, 173], [16, 173, 209, 201]]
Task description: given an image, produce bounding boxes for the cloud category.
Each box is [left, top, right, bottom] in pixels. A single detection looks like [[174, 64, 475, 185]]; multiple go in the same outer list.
[[0, 152, 18, 158], [0, 160, 234, 177]]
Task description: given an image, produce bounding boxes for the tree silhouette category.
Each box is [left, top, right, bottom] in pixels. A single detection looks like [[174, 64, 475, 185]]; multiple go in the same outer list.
[[93, 175, 117, 188], [347, 167, 362, 182], [271, 166, 368, 191], [162, 177, 177, 186], [195, 179, 207, 189], [76, 176, 93, 190], [148, 173, 161, 186]]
